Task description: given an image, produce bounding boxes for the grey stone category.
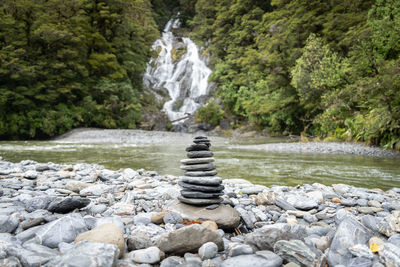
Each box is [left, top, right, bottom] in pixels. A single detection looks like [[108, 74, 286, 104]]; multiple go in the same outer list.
[[180, 163, 216, 171], [178, 196, 222, 205], [240, 186, 266, 195], [275, 198, 296, 211], [47, 197, 91, 213], [166, 201, 240, 229], [134, 215, 152, 225], [179, 181, 224, 192], [186, 144, 210, 152], [156, 224, 223, 255], [88, 204, 108, 215], [255, 251, 283, 267], [378, 242, 400, 267], [127, 232, 153, 251], [15, 225, 41, 243], [221, 254, 276, 267], [35, 164, 50, 171], [347, 257, 373, 267], [180, 158, 214, 165], [163, 212, 183, 224], [180, 176, 222, 186], [388, 234, 400, 247], [183, 252, 202, 266], [327, 217, 372, 266], [58, 242, 74, 254], [245, 224, 295, 251], [236, 207, 254, 230], [349, 244, 374, 259], [0, 257, 21, 267], [36, 213, 88, 248], [187, 151, 214, 158], [160, 256, 184, 267], [7, 244, 56, 267], [227, 243, 253, 257], [287, 196, 318, 211], [202, 259, 219, 267], [198, 242, 218, 260], [362, 215, 380, 232], [129, 246, 164, 264], [24, 196, 52, 212], [274, 239, 326, 267], [0, 215, 19, 233], [44, 240, 119, 267], [181, 190, 223, 199], [185, 170, 218, 177]]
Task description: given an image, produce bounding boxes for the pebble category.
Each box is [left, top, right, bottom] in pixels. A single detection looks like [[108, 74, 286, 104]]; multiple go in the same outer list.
[[198, 242, 218, 260]]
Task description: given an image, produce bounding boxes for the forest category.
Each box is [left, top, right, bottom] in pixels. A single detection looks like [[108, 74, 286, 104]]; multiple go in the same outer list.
[[1, 0, 399, 149]]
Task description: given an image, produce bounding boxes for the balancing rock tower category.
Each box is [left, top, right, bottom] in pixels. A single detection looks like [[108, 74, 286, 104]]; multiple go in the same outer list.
[[178, 136, 224, 205]]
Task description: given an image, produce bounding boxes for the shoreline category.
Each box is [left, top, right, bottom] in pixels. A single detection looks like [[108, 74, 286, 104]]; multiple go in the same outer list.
[[1, 158, 400, 266]]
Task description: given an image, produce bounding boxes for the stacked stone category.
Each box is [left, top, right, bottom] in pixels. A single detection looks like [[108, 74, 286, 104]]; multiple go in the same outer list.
[[178, 136, 224, 206]]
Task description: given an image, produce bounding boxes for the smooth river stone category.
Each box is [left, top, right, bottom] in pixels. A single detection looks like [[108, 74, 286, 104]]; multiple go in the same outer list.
[[180, 163, 216, 171], [178, 196, 222, 205], [181, 190, 224, 199], [180, 176, 222, 185], [187, 151, 213, 158], [180, 158, 215, 165], [178, 181, 224, 192], [194, 136, 208, 139], [186, 144, 210, 152], [193, 140, 211, 146], [185, 170, 218, 177]]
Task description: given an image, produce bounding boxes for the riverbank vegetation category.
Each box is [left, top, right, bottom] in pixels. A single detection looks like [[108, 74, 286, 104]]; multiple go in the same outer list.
[[1, 0, 399, 150]]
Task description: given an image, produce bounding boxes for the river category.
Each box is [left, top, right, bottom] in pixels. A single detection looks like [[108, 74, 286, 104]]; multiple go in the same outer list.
[[1, 129, 399, 191]]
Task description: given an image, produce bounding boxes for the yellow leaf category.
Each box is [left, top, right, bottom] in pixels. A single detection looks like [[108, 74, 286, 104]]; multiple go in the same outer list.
[[370, 243, 379, 253]]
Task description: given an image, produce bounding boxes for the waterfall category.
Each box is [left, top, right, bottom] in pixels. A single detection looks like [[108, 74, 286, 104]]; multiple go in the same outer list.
[[143, 18, 212, 123]]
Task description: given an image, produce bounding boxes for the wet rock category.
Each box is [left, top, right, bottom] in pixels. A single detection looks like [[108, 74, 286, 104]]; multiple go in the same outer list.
[[198, 242, 218, 260], [156, 224, 223, 255], [129, 246, 164, 264], [45, 240, 119, 267], [75, 223, 125, 258], [274, 239, 326, 267], [47, 197, 91, 213], [36, 213, 88, 248], [327, 217, 372, 266]]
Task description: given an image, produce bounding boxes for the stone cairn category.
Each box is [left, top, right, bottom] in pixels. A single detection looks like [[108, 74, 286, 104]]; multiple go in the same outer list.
[[178, 136, 224, 206]]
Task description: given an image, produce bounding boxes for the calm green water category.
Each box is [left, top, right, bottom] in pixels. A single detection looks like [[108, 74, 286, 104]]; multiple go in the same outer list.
[[1, 139, 400, 190]]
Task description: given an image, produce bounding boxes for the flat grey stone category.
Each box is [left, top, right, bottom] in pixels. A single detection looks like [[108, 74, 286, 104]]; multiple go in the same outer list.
[[275, 198, 296, 211], [44, 240, 119, 267], [255, 250, 282, 267], [347, 257, 372, 267], [36, 213, 88, 248], [181, 190, 224, 199], [129, 246, 163, 264], [185, 170, 218, 177], [180, 158, 214, 165], [228, 243, 253, 257], [180, 176, 222, 185], [178, 196, 222, 205], [163, 212, 183, 224], [166, 200, 240, 229], [24, 196, 52, 212], [47, 197, 91, 214], [327, 217, 372, 266], [156, 224, 223, 255], [274, 239, 326, 267], [160, 256, 184, 267], [0, 215, 19, 233], [179, 181, 224, 192], [180, 163, 216, 171], [127, 232, 153, 251], [245, 224, 296, 251], [187, 151, 213, 158], [221, 254, 276, 267], [186, 144, 210, 152]]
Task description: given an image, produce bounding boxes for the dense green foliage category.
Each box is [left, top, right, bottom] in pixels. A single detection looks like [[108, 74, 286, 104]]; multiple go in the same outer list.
[[188, 0, 400, 149], [0, 0, 158, 139], [195, 99, 224, 125]]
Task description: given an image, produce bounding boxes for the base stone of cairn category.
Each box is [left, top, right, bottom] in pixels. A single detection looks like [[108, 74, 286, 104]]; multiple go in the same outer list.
[[170, 136, 240, 229], [178, 136, 224, 206]]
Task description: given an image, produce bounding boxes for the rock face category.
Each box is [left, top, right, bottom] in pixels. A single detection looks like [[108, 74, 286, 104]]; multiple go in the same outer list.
[[166, 200, 240, 229], [45, 241, 119, 267], [156, 224, 223, 254], [327, 216, 372, 266], [75, 223, 125, 258], [178, 136, 224, 206]]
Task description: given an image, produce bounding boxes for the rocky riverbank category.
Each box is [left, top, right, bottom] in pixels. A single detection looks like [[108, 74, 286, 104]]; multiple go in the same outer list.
[[1, 157, 400, 267]]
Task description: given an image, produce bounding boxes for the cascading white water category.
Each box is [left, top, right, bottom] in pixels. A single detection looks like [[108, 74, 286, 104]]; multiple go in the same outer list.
[[143, 18, 212, 123]]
